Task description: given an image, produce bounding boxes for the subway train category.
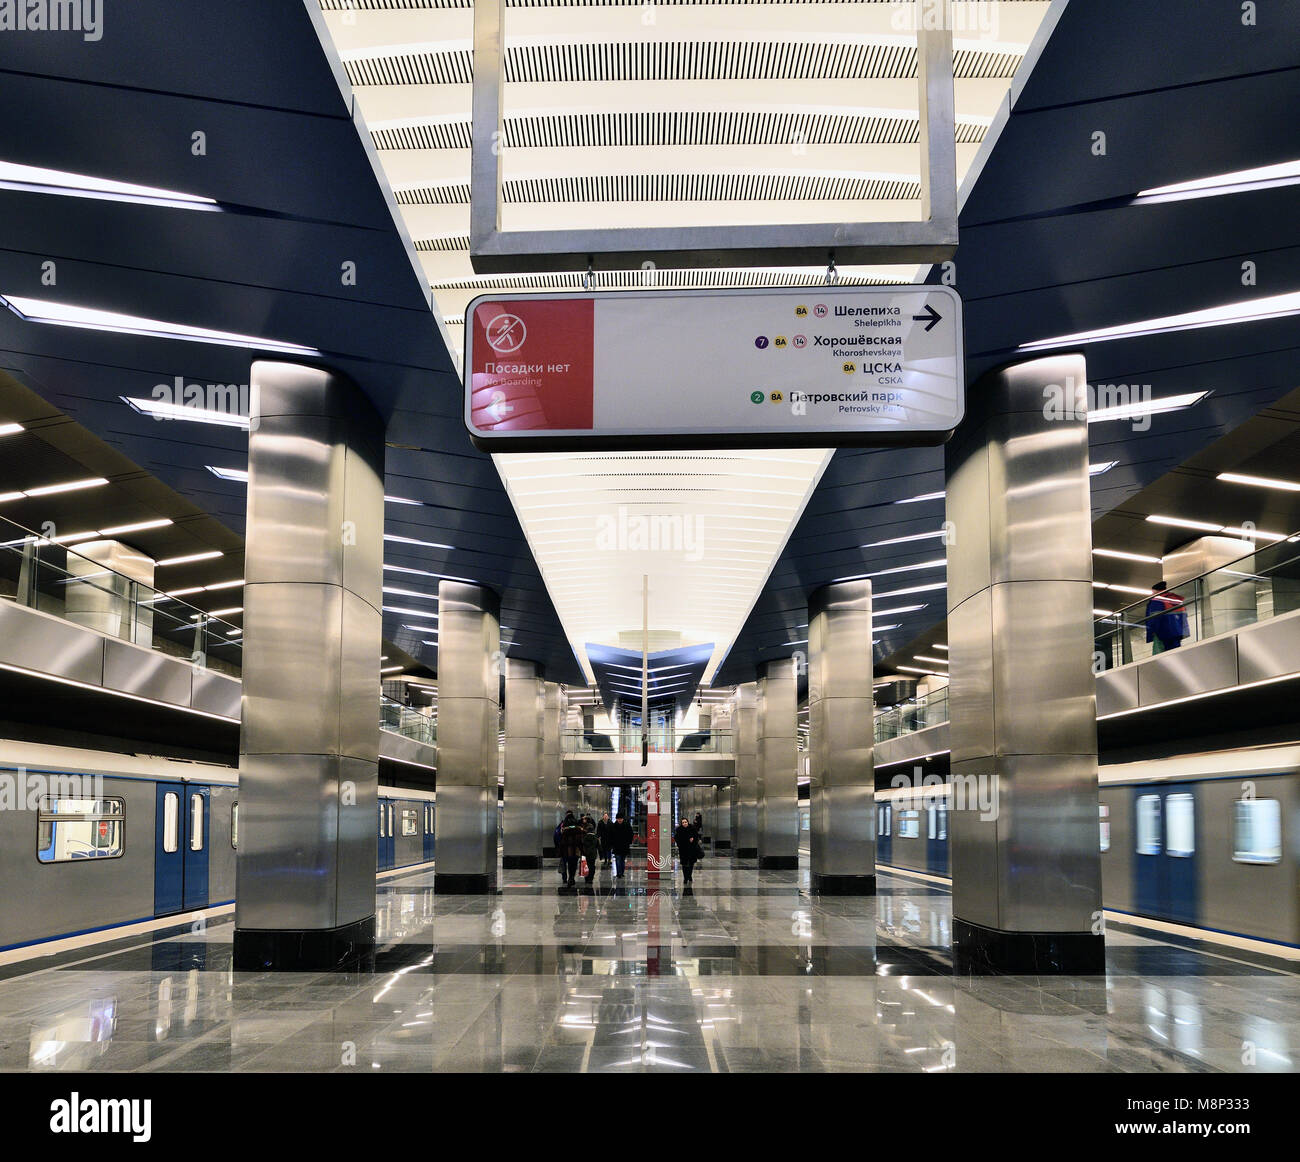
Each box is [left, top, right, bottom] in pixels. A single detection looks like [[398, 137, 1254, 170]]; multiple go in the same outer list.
[[875, 744, 1300, 948], [0, 742, 436, 952]]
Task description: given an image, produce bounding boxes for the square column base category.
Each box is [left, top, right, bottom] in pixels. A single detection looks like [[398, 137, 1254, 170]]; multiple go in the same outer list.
[[502, 855, 542, 869], [813, 873, 876, 896], [759, 855, 799, 870], [233, 916, 376, 972], [953, 917, 1106, 975], [435, 872, 495, 894], [735, 847, 758, 858]]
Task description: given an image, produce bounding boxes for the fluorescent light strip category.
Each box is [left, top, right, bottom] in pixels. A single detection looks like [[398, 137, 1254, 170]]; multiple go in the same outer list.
[[866, 558, 946, 578], [1146, 514, 1287, 541], [1020, 291, 1300, 351], [384, 605, 440, 616], [381, 665, 405, 674], [98, 518, 172, 537], [934, 644, 948, 651], [1138, 159, 1300, 201], [123, 396, 248, 429], [1093, 548, 1162, 564], [1090, 461, 1118, 476], [203, 579, 244, 591], [0, 422, 23, 436], [384, 534, 454, 550], [897, 665, 945, 676], [382, 586, 437, 600], [1089, 391, 1210, 425], [157, 550, 223, 567], [913, 655, 948, 666], [206, 466, 248, 482], [400, 623, 440, 633], [1217, 471, 1300, 492], [874, 604, 927, 617], [0, 160, 219, 210], [384, 495, 423, 506], [894, 490, 945, 505], [3, 296, 320, 356], [1092, 582, 1153, 596], [11, 476, 110, 498], [874, 581, 947, 599], [862, 530, 946, 549]]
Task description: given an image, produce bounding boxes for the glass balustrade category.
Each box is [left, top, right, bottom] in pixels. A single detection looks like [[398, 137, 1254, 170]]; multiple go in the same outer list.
[[563, 728, 734, 755], [380, 696, 437, 746], [874, 686, 949, 743]]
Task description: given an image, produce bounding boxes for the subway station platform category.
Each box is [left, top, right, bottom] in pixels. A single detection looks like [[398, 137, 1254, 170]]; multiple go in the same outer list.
[[2, 858, 1295, 1075]]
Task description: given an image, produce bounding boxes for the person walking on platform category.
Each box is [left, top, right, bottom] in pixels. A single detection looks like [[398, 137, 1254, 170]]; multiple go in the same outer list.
[[558, 811, 584, 887], [554, 817, 566, 880], [1145, 581, 1189, 654], [580, 817, 600, 886], [609, 812, 634, 878], [675, 817, 704, 886], [693, 812, 703, 839], [596, 812, 612, 867]]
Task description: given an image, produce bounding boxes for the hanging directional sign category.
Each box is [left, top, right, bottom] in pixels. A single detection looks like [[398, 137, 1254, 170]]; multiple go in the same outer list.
[[463, 284, 964, 451]]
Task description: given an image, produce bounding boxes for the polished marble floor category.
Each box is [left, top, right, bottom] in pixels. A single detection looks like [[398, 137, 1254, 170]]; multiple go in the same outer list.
[[1, 857, 1297, 1073]]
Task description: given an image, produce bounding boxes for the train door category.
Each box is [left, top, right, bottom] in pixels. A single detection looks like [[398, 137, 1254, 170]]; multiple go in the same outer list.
[[926, 802, 947, 874], [183, 785, 211, 911], [378, 798, 395, 870], [876, 802, 892, 867], [155, 782, 185, 915], [1133, 783, 1198, 923], [423, 802, 436, 862]]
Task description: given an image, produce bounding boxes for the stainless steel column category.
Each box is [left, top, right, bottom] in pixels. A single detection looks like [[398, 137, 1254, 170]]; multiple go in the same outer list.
[[808, 581, 875, 894], [944, 354, 1104, 973], [541, 682, 563, 856], [756, 658, 799, 870], [734, 683, 758, 857], [233, 361, 383, 971], [714, 780, 733, 850], [433, 581, 500, 893], [503, 658, 544, 868]]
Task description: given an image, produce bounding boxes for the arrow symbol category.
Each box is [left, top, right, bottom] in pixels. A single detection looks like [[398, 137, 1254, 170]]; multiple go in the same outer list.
[[912, 303, 942, 332]]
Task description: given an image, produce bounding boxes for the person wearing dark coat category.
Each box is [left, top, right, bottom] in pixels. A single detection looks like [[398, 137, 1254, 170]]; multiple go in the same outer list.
[[580, 818, 600, 885], [675, 818, 703, 885], [557, 812, 584, 887], [596, 812, 613, 867], [608, 813, 634, 878]]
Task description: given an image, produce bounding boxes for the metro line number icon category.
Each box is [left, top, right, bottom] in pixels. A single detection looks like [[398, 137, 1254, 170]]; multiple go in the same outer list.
[[486, 313, 527, 354]]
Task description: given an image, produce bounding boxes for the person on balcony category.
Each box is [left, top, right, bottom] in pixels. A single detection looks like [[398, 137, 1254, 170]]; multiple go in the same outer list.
[[1145, 581, 1189, 653]]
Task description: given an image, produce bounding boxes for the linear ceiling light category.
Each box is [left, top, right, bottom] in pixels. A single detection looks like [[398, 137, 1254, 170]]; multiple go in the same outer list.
[[913, 655, 948, 666], [874, 581, 947, 599], [0, 422, 23, 436], [874, 604, 928, 617], [381, 665, 405, 674], [1020, 290, 1300, 351], [1089, 461, 1118, 476], [1217, 471, 1300, 492], [866, 558, 946, 578], [10, 476, 110, 498], [1145, 514, 1287, 541], [897, 665, 945, 676], [1138, 159, 1300, 202], [156, 551, 223, 567], [933, 644, 948, 651], [2, 296, 320, 356], [384, 534, 454, 550], [382, 586, 437, 600], [862, 530, 946, 548], [1092, 582, 1153, 596], [1089, 390, 1210, 425], [123, 396, 248, 429], [0, 160, 220, 211], [1093, 548, 1162, 564], [206, 466, 248, 482], [98, 518, 172, 537], [894, 490, 945, 505], [384, 605, 441, 616], [385, 495, 423, 506]]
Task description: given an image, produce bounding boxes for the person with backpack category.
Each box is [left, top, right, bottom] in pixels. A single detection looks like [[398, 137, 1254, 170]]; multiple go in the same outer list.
[[557, 811, 584, 887]]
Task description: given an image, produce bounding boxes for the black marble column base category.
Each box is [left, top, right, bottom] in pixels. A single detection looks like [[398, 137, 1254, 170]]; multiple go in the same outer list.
[[953, 917, 1106, 975], [759, 855, 799, 870], [735, 846, 758, 858], [233, 916, 375, 972], [813, 872, 876, 896], [713, 840, 732, 850], [502, 855, 542, 869], [435, 872, 494, 894]]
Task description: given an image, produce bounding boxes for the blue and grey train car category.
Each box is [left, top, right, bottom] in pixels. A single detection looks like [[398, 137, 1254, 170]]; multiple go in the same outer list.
[[0, 744, 436, 952], [874, 746, 1300, 949]]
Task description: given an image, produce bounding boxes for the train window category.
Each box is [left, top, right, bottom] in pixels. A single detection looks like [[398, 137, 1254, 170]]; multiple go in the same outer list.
[[878, 804, 891, 837], [1166, 793, 1194, 857], [1136, 794, 1161, 855], [231, 802, 239, 850], [36, 797, 125, 862], [898, 810, 920, 839], [937, 807, 947, 841], [378, 803, 386, 838], [927, 805, 937, 839], [162, 791, 180, 854], [387, 804, 395, 837], [190, 794, 205, 851], [1099, 804, 1110, 852], [1233, 799, 1282, 865], [401, 808, 418, 837]]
